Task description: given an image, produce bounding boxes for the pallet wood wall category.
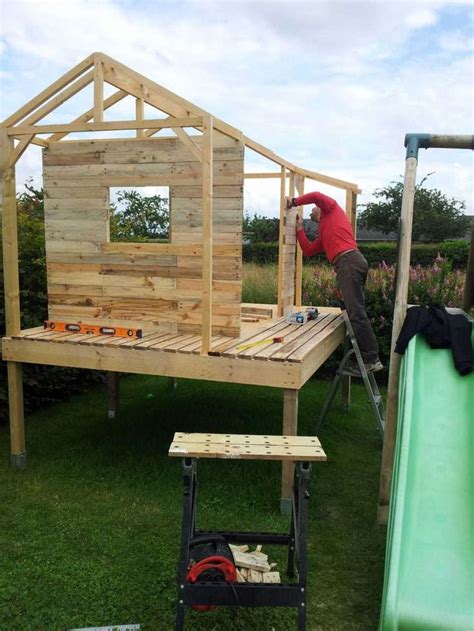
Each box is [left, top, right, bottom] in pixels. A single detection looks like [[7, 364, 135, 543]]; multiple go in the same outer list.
[[43, 134, 244, 336]]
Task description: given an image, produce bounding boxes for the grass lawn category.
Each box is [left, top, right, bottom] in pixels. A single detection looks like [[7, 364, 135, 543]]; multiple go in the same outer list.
[[0, 374, 386, 630]]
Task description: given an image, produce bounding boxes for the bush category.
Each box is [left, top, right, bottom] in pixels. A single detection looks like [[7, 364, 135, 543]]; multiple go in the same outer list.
[[243, 240, 469, 269], [243, 258, 466, 379]]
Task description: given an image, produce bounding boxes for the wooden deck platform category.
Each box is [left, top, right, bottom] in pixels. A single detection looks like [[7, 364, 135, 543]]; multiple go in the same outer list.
[[2, 306, 345, 390]]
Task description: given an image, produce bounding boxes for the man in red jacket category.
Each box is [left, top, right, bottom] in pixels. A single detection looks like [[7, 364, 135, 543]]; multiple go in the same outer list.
[[286, 191, 383, 374]]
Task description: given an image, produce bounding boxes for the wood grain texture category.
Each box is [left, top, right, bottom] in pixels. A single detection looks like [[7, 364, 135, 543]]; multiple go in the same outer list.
[[43, 136, 243, 336]]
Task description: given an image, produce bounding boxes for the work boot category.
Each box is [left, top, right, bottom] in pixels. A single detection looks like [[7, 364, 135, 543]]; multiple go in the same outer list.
[[344, 359, 384, 377]]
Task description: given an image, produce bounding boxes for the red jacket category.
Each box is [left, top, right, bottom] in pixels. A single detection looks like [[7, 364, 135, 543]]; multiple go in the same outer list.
[[294, 192, 357, 264]]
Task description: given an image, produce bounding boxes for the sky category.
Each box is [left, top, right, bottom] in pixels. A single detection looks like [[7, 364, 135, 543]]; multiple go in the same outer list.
[[1, 0, 473, 217]]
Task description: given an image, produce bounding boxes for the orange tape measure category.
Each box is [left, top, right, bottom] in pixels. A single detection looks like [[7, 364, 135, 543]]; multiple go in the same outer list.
[[44, 321, 143, 338]]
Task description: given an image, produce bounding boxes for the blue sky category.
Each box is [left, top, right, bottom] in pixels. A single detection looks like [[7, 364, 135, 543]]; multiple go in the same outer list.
[[1, 0, 473, 217]]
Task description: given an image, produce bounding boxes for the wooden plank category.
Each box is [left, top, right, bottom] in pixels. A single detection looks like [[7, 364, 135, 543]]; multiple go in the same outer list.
[[1, 129, 21, 335], [277, 166, 287, 316], [169, 435, 325, 462], [295, 175, 304, 307], [47, 89, 128, 143], [47, 132, 239, 154], [221, 319, 290, 358], [201, 118, 214, 354], [3, 53, 95, 127], [12, 326, 44, 338], [172, 432, 322, 447], [299, 317, 345, 384], [7, 361, 25, 465], [293, 165, 360, 193], [173, 127, 203, 162], [282, 389, 298, 501], [285, 314, 341, 362], [2, 337, 302, 389], [45, 187, 108, 199], [8, 135, 34, 168], [270, 315, 334, 362], [12, 135, 48, 148], [171, 185, 242, 199], [22, 70, 95, 130], [135, 96, 144, 138], [101, 53, 244, 142], [244, 172, 286, 179], [379, 156, 418, 524], [102, 242, 240, 256], [11, 117, 204, 136], [244, 317, 328, 361], [107, 372, 119, 419]]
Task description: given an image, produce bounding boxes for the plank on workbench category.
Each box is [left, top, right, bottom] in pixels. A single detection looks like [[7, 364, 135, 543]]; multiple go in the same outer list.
[[173, 432, 322, 447]]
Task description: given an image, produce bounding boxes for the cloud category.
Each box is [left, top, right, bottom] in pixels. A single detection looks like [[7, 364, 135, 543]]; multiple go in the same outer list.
[[405, 8, 438, 29], [1, 0, 473, 215]]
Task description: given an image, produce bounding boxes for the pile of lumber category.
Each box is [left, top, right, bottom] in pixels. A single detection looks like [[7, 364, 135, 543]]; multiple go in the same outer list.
[[229, 544, 280, 584]]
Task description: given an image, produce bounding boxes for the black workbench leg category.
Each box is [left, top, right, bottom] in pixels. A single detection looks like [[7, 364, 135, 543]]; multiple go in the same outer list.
[[176, 458, 198, 630], [286, 464, 300, 578], [296, 462, 311, 631], [298, 599, 307, 631], [176, 599, 185, 631]]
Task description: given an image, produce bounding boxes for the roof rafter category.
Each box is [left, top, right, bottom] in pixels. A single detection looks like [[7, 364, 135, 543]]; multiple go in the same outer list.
[[3, 51, 360, 192]]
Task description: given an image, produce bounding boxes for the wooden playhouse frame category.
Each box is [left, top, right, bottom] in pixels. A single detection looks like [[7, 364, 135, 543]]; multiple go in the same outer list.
[[1, 52, 361, 505]]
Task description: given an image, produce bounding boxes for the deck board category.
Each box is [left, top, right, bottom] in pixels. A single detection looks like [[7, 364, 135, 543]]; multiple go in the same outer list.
[[2, 307, 345, 389]]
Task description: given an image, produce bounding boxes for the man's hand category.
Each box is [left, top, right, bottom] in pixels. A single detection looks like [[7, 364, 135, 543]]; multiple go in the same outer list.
[[296, 213, 304, 231], [285, 196, 294, 210]]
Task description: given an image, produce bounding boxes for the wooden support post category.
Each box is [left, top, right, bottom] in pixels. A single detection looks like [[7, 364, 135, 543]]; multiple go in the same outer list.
[[377, 156, 418, 524], [341, 188, 358, 407], [281, 388, 298, 515], [107, 372, 120, 420], [201, 116, 213, 355], [295, 175, 305, 307], [135, 96, 144, 138], [346, 188, 357, 236], [462, 218, 474, 314], [288, 172, 296, 309], [1, 127, 26, 468], [277, 166, 287, 316], [93, 55, 104, 123]]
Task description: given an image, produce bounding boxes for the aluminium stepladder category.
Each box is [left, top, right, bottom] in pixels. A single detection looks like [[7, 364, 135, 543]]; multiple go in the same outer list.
[[317, 308, 385, 436]]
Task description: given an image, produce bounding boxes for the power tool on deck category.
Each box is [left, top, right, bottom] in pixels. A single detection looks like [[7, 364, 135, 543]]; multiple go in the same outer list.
[[286, 307, 319, 325]]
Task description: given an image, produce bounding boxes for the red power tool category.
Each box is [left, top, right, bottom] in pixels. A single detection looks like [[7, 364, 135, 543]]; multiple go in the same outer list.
[[186, 536, 237, 611]]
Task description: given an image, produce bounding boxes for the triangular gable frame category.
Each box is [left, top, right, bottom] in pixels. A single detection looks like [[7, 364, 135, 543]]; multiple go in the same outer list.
[[1, 51, 361, 353]]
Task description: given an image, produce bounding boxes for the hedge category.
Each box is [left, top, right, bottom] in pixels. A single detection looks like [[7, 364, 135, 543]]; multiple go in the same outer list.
[[243, 240, 469, 268]]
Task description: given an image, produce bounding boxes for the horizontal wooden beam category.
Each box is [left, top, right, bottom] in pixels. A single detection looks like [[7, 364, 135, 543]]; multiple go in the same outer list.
[[244, 172, 289, 179], [9, 117, 204, 136], [295, 166, 361, 193], [47, 89, 128, 143], [2, 337, 302, 389]]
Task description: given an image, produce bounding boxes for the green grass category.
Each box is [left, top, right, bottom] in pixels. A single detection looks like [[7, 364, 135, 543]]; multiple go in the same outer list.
[[0, 375, 386, 630]]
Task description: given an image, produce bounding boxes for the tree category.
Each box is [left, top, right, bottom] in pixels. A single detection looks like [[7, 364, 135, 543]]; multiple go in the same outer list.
[[358, 175, 469, 242], [110, 190, 169, 241], [243, 212, 280, 242]]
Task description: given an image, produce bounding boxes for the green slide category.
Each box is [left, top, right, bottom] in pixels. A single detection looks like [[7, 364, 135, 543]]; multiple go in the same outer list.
[[380, 332, 474, 630]]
